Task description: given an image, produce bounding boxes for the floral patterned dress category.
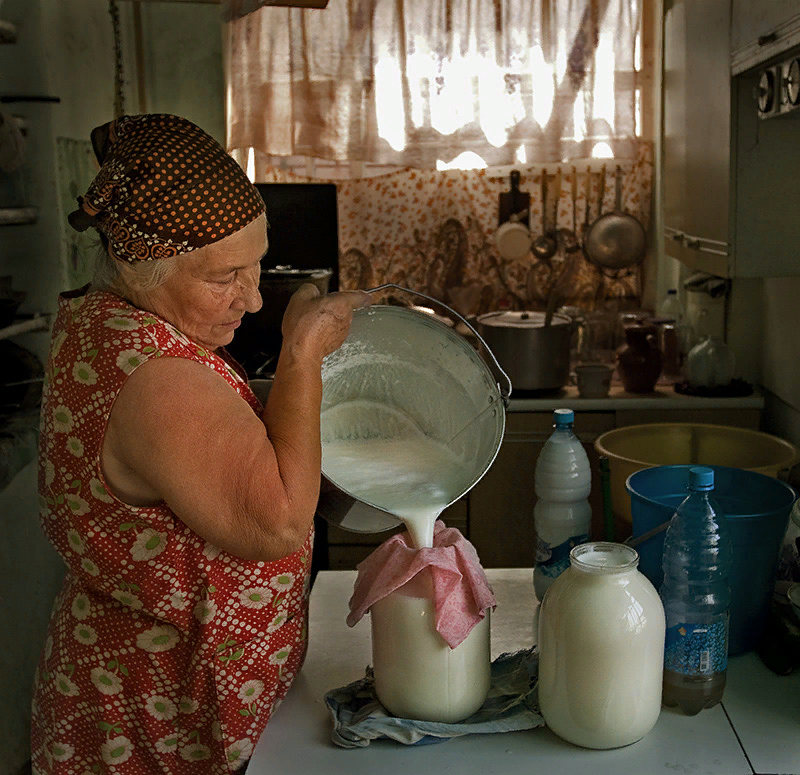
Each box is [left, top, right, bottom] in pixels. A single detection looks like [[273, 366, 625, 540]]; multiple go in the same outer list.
[[31, 288, 312, 774]]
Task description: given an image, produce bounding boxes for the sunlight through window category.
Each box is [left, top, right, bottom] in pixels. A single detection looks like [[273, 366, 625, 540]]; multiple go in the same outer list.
[[375, 54, 406, 152], [529, 45, 555, 128], [592, 142, 614, 158], [437, 152, 488, 171]]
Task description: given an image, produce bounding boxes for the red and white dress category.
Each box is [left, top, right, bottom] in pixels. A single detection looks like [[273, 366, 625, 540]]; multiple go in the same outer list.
[[31, 288, 312, 774]]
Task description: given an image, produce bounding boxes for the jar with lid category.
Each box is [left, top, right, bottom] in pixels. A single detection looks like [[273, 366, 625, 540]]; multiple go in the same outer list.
[[537, 542, 665, 749], [616, 324, 663, 393]]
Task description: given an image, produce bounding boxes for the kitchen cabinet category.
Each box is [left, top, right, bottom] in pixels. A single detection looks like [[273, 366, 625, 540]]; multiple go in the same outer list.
[[663, 0, 800, 278], [662, 0, 732, 278], [731, 1, 800, 74], [322, 396, 763, 571]]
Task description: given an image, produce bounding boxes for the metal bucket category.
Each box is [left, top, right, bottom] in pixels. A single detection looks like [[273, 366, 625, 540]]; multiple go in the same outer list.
[[318, 286, 511, 534]]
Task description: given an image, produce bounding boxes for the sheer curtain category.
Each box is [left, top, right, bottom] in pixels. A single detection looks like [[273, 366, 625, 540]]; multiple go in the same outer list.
[[224, 0, 653, 321], [224, 0, 644, 168]]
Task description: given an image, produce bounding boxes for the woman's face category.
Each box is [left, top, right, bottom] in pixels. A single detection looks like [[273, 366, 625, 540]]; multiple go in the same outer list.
[[126, 214, 268, 350]]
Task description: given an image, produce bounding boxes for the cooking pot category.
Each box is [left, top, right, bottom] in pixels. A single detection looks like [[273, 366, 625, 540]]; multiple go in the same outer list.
[[476, 310, 575, 392]]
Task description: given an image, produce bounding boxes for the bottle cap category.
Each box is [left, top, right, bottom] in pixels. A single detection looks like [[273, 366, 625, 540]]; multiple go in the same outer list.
[[689, 466, 714, 490], [554, 408, 574, 426]]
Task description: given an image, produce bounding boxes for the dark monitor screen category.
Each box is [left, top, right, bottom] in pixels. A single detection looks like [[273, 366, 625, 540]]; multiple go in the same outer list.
[[255, 182, 339, 291]]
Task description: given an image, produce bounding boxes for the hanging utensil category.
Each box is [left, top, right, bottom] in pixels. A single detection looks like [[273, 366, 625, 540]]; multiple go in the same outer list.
[[531, 169, 557, 263], [495, 169, 532, 261], [544, 246, 580, 328], [584, 164, 647, 271], [559, 167, 581, 255]]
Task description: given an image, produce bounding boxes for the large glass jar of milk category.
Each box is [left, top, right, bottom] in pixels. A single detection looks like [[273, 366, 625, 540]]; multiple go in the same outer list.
[[371, 569, 491, 723], [538, 542, 665, 749]]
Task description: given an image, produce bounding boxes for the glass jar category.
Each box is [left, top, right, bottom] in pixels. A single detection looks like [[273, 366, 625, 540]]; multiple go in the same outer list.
[[686, 335, 735, 388], [538, 542, 665, 749], [370, 570, 491, 723]]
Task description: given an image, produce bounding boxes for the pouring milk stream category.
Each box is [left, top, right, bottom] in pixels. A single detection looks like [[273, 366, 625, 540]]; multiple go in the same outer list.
[[321, 410, 464, 549]]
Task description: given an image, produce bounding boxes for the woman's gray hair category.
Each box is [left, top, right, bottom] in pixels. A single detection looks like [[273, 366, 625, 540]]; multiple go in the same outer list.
[[89, 240, 182, 293]]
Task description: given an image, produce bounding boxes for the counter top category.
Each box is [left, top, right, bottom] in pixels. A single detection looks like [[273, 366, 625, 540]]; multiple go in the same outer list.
[[248, 569, 799, 775], [508, 384, 765, 412]]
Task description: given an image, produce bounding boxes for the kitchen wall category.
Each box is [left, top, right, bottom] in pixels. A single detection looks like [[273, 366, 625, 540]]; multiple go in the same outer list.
[[0, 1, 225, 772]]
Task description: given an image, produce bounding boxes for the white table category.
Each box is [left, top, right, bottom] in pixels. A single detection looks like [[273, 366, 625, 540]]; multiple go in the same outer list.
[[249, 569, 800, 775]]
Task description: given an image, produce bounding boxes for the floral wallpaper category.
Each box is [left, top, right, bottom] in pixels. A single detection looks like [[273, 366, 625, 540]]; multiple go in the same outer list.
[[260, 140, 653, 320]]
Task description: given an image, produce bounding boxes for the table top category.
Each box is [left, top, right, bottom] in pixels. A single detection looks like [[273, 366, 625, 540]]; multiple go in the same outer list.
[[248, 569, 800, 775]]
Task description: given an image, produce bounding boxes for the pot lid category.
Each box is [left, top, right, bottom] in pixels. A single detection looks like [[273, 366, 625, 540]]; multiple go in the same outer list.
[[477, 310, 570, 328]]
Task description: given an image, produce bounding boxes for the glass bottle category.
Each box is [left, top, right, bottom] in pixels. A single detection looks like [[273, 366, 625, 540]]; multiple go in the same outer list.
[[686, 335, 735, 388], [660, 466, 733, 715], [538, 542, 665, 749]]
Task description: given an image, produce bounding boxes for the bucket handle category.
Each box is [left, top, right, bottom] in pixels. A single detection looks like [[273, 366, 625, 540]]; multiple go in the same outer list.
[[624, 520, 670, 549], [365, 283, 513, 405]]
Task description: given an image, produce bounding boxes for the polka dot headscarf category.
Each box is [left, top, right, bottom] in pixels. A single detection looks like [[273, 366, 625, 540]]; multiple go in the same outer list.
[[68, 113, 266, 263]]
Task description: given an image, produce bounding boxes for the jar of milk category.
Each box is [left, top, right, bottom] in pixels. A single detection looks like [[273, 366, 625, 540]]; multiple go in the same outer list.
[[370, 569, 491, 723], [538, 542, 665, 749]]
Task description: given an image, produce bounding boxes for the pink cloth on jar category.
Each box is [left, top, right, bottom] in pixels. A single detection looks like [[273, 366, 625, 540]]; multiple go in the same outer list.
[[346, 521, 496, 649]]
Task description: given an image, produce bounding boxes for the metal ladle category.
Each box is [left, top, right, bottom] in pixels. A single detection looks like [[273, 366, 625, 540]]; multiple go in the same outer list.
[[531, 170, 557, 263]]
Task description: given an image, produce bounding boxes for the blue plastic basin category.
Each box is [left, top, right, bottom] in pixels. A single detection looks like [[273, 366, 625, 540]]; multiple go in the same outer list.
[[626, 464, 796, 655]]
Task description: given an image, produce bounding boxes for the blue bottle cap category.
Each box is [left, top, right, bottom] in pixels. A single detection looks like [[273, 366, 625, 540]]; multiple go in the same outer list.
[[689, 466, 714, 490], [554, 408, 574, 426]]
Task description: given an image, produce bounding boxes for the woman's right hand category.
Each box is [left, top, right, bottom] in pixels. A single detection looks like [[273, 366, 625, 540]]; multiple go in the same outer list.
[[280, 283, 371, 363]]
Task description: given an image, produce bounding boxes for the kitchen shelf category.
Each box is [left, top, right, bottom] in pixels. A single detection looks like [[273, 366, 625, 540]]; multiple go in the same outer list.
[[0, 314, 52, 341], [0, 20, 17, 44], [0, 207, 38, 226], [0, 95, 61, 104]]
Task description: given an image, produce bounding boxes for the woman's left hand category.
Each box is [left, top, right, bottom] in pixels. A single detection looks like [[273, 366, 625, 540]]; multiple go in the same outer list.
[[280, 284, 371, 365]]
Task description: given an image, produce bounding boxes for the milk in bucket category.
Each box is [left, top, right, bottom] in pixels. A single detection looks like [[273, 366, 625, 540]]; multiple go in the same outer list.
[[319, 303, 508, 542], [319, 301, 508, 722]]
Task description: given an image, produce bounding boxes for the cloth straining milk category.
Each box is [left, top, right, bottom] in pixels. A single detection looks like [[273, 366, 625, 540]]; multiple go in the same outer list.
[[321, 400, 467, 549]]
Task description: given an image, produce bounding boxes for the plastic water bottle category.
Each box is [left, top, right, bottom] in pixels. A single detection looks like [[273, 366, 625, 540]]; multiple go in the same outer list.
[[533, 409, 591, 601], [659, 288, 683, 321], [660, 466, 733, 715], [659, 289, 692, 355]]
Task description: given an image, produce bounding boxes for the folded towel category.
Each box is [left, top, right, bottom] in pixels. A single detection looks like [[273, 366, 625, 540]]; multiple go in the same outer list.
[[347, 521, 496, 648], [324, 647, 543, 748]]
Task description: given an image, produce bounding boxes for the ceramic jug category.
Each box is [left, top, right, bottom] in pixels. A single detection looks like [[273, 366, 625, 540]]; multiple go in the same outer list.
[[616, 324, 662, 393]]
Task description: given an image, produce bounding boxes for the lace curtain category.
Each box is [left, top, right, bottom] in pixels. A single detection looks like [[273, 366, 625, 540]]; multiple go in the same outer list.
[[224, 0, 644, 167]]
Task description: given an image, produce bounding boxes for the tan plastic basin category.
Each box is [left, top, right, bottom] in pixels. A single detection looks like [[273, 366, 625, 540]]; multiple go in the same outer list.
[[595, 422, 798, 526]]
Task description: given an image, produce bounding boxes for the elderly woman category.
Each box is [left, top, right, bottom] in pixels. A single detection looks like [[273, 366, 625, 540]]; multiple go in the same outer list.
[[31, 114, 369, 773]]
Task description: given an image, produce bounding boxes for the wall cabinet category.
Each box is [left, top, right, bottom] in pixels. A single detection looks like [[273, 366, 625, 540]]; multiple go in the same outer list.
[[731, 1, 800, 73], [662, 0, 732, 278], [663, 1, 800, 279], [322, 404, 762, 571]]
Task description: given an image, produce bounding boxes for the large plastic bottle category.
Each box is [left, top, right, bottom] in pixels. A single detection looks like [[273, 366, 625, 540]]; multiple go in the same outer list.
[[659, 288, 692, 355], [660, 466, 733, 715], [659, 288, 683, 321], [533, 409, 592, 601]]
